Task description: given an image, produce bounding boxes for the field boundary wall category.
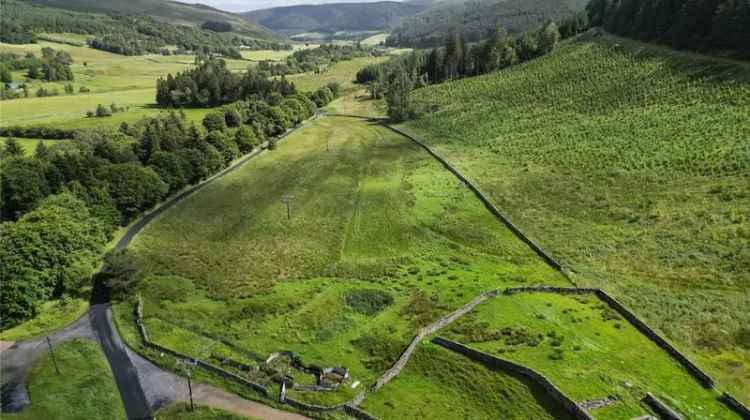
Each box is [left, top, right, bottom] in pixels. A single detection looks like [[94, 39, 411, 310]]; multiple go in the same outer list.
[[432, 336, 593, 420]]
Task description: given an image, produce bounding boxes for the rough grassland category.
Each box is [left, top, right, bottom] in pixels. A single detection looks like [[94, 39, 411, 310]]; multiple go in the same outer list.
[[359, 341, 571, 419], [124, 109, 566, 407], [445, 293, 734, 419], [5, 339, 126, 420], [398, 35, 750, 400]]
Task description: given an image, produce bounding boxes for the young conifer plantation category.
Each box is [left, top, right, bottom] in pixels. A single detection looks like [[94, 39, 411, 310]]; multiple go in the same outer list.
[[1, 0, 748, 418]]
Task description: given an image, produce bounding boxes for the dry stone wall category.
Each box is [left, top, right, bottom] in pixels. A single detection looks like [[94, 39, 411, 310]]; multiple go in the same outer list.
[[432, 337, 593, 420]]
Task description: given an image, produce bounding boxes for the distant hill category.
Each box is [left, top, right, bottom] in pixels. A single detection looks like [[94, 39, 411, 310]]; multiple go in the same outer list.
[[243, 2, 426, 36], [27, 0, 272, 38], [388, 0, 588, 47]]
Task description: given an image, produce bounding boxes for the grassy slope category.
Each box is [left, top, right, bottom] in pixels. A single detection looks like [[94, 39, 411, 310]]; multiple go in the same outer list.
[[445, 293, 734, 419], [0, 298, 88, 341], [5, 339, 126, 420], [360, 342, 571, 419], [28, 0, 271, 37], [398, 34, 750, 400], [124, 98, 566, 407]]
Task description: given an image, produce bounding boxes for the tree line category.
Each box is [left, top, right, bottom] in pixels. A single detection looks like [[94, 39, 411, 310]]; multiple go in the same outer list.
[[358, 14, 589, 121], [0, 81, 339, 329], [0, 0, 291, 56], [587, 0, 750, 57]]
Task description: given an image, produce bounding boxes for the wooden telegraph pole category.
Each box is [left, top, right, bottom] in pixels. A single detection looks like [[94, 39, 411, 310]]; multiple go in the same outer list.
[[281, 194, 294, 220]]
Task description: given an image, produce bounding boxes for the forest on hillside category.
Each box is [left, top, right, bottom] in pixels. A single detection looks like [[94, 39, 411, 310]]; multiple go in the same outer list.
[[588, 0, 750, 57], [387, 0, 588, 47], [0, 0, 290, 56]]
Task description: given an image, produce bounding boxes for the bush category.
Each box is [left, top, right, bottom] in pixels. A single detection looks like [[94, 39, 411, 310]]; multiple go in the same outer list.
[[345, 288, 393, 315]]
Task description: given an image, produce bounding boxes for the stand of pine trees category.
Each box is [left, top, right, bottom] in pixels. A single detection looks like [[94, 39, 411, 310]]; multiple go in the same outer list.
[[588, 0, 750, 57]]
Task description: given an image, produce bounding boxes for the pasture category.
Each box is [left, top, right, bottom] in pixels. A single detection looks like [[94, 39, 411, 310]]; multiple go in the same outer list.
[[359, 341, 570, 419], [0, 40, 385, 131], [444, 292, 734, 419], [119, 105, 566, 407], [398, 34, 750, 400]]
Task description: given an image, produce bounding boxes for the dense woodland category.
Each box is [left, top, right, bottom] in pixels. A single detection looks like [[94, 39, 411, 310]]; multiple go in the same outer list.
[[0, 0, 290, 56], [386, 0, 589, 48], [587, 0, 750, 57], [155, 58, 298, 108], [0, 77, 338, 328], [258, 44, 372, 76]]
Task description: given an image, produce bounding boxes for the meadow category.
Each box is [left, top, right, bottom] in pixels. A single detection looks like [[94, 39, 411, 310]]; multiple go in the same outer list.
[[5, 339, 126, 420], [398, 34, 750, 401], [443, 292, 734, 419], [119, 107, 567, 407]]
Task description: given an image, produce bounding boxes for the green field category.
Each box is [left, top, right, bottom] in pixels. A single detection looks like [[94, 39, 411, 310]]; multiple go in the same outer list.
[[0, 41, 384, 130], [397, 34, 750, 401], [0, 137, 65, 156], [287, 56, 388, 93], [359, 341, 570, 419], [5, 339, 126, 420], [444, 292, 733, 419], [119, 101, 566, 407]]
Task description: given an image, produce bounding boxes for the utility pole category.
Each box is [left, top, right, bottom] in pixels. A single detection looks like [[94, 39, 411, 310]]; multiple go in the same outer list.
[[281, 194, 294, 220], [187, 369, 194, 411], [177, 358, 197, 411], [46, 336, 60, 375]]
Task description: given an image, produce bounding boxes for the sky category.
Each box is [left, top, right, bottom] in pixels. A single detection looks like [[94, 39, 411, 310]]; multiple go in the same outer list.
[[186, 0, 398, 12]]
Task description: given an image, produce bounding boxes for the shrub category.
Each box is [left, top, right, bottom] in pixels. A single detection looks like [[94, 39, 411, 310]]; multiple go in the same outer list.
[[345, 288, 393, 315]]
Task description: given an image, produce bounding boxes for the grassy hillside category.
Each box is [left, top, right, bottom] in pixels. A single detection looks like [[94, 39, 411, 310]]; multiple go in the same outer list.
[[119, 101, 567, 407], [28, 0, 271, 37], [387, 0, 588, 47], [360, 342, 570, 419], [397, 33, 750, 400], [243, 2, 425, 36]]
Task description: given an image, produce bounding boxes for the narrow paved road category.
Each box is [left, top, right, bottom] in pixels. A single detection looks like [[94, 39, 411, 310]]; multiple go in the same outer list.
[[2, 119, 319, 420]]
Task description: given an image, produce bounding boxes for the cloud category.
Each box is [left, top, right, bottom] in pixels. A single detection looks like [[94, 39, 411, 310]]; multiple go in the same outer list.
[[183, 0, 400, 12]]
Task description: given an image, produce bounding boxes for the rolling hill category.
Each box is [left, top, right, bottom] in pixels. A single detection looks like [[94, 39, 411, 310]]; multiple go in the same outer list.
[[27, 0, 272, 38], [388, 0, 589, 47], [242, 1, 426, 36]]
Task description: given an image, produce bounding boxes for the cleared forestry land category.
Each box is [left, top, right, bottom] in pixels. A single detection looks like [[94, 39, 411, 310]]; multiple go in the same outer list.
[[397, 34, 750, 401]]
